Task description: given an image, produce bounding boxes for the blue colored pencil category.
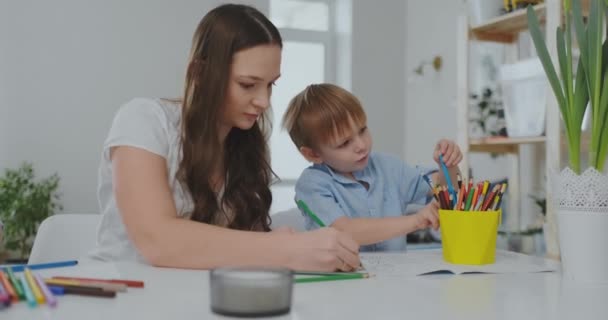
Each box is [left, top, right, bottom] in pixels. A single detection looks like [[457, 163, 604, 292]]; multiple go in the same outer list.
[[439, 154, 457, 207], [2, 260, 78, 273]]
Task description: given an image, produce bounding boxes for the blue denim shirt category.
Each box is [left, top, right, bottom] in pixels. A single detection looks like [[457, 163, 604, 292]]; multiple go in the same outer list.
[[295, 152, 435, 252]]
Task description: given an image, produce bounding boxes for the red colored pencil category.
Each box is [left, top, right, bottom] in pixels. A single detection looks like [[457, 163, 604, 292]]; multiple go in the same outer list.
[[481, 185, 501, 211]]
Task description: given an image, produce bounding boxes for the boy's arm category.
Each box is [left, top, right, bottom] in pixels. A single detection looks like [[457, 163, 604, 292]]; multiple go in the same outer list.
[[331, 216, 419, 246], [331, 202, 439, 246]]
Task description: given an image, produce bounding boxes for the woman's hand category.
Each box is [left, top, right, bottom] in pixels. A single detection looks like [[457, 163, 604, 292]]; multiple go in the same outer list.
[[414, 201, 440, 231], [433, 139, 463, 167], [285, 227, 360, 272]]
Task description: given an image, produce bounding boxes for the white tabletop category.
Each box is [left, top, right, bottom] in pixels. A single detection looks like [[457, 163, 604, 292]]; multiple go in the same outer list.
[[3, 250, 608, 320]]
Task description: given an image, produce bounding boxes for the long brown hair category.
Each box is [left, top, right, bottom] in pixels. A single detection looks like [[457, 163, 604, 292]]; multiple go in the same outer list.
[[178, 4, 281, 231]]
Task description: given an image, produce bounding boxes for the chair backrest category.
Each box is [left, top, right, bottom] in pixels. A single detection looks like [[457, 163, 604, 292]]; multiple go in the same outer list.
[[270, 207, 307, 232], [28, 213, 101, 264]]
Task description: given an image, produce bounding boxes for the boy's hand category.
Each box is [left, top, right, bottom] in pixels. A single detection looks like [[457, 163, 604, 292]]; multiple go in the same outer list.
[[433, 139, 462, 167], [414, 201, 440, 231]]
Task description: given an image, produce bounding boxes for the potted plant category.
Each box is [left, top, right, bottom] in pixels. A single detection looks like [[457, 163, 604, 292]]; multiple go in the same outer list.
[[528, 0, 608, 283], [0, 163, 61, 263]]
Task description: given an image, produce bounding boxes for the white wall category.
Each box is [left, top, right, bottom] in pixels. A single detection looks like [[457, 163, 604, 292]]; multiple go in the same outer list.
[[0, 0, 266, 214], [404, 1, 510, 176], [2, 0, 534, 226], [352, 0, 407, 157]]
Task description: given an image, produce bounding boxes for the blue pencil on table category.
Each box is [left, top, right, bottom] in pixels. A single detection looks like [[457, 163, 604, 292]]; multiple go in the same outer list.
[[438, 154, 457, 207], [1, 260, 78, 273]]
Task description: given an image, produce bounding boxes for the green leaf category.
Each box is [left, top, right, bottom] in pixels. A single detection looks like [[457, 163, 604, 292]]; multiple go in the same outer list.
[[0, 162, 61, 259], [557, 26, 574, 133], [527, 7, 567, 119], [587, 0, 605, 168]]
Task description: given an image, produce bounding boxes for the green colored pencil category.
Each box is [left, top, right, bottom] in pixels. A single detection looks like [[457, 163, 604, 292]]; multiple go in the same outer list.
[[294, 273, 369, 284], [295, 271, 366, 276], [295, 200, 366, 270], [297, 200, 325, 227], [464, 186, 475, 211], [5, 267, 25, 300]]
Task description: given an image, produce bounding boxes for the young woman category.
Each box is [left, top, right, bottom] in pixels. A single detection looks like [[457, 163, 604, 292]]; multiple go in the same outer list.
[[92, 4, 360, 272]]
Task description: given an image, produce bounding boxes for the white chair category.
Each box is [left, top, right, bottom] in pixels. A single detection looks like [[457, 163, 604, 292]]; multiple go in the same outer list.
[[28, 213, 101, 264], [270, 207, 307, 232]]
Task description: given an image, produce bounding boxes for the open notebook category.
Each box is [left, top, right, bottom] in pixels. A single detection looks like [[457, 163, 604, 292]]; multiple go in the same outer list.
[[359, 249, 559, 278]]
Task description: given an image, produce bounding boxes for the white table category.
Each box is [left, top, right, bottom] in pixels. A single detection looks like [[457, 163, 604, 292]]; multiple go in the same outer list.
[[3, 251, 608, 320]]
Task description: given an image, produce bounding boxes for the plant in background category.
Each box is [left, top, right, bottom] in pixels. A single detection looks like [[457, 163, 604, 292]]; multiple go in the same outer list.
[[469, 87, 508, 137], [528, 0, 608, 284], [0, 163, 61, 259], [529, 193, 546, 217], [528, 0, 608, 174]]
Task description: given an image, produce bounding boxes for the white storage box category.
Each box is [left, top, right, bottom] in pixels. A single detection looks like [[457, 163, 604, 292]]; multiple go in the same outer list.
[[499, 58, 547, 137]]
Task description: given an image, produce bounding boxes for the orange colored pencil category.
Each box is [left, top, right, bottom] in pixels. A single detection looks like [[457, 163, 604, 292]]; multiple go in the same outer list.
[[0, 269, 18, 302]]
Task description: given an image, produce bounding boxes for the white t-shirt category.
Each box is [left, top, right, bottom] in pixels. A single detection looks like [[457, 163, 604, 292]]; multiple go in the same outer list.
[[91, 98, 194, 262]]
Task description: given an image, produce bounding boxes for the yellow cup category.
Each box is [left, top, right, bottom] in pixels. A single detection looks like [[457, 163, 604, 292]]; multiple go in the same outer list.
[[439, 209, 501, 265]]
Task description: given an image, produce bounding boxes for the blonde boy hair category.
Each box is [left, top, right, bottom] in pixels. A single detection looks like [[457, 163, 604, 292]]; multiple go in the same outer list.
[[282, 83, 367, 150]]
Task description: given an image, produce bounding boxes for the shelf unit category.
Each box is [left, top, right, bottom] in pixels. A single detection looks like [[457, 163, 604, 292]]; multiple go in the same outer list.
[[457, 1, 588, 257]]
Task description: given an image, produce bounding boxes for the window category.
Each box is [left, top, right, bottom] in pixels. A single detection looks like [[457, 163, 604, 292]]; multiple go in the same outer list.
[[269, 0, 340, 214]]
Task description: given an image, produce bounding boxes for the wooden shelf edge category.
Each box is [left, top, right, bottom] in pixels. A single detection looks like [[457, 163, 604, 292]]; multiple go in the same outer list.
[[471, 0, 590, 44], [468, 136, 546, 153], [469, 136, 546, 146]]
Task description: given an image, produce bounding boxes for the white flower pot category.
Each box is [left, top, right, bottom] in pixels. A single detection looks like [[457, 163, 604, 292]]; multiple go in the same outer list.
[[557, 210, 608, 284], [554, 167, 608, 284]]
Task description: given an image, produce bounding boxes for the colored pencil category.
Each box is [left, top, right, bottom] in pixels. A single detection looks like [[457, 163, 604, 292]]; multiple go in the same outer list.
[[33, 272, 57, 307], [295, 272, 369, 283], [24, 268, 45, 304], [422, 174, 441, 202], [5, 268, 25, 300], [48, 286, 65, 296], [46, 278, 127, 292], [464, 185, 475, 211], [438, 155, 457, 207], [295, 271, 367, 276], [0, 269, 17, 302], [297, 200, 326, 227], [0, 277, 11, 306], [51, 284, 116, 298], [19, 273, 37, 307], [481, 185, 501, 211], [4, 260, 78, 272], [52, 276, 144, 288]]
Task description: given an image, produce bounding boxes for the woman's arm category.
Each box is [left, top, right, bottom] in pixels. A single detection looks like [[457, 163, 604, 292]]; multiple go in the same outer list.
[[112, 146, 360, 271], [330, 202, 439, 246]]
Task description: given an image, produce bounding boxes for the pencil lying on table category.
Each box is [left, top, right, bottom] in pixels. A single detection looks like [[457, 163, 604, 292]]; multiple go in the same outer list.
[[44, 281, 116, 298], [51, 276, 144, 288], [294, 272, 370, 284]]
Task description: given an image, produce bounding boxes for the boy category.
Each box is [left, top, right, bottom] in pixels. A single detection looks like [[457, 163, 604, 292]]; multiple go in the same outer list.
[[282, 84, 462, 251]]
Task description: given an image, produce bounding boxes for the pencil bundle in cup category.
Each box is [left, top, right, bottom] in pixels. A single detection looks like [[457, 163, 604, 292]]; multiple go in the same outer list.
[[424, 174, 508, 265], [427, 173, 508, 212]]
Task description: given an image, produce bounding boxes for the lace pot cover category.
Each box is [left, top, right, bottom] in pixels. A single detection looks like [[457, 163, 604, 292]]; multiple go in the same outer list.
[[554, 167, 608, 212]]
